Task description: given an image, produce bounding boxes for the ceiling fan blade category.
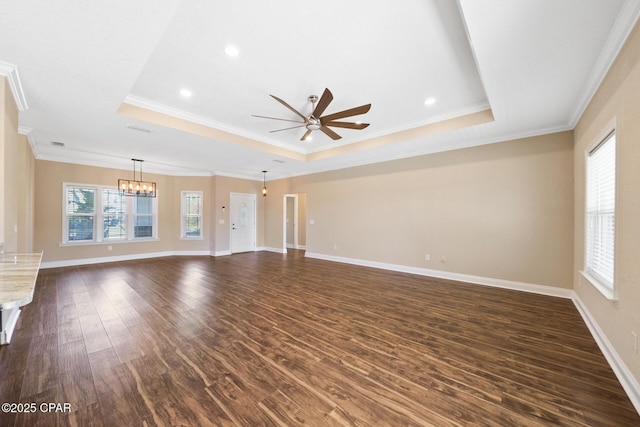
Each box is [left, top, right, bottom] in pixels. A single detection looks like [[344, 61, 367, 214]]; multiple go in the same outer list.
[[252, 114, 305, 124], [270, 94, 307, 120], [312, 88, 333, 118], [300, 129, 313, 141], [320, 103, 371, 122], [270, 125, 307, 133], [320, 126, 342, 140], [324, 121, 370, 130]]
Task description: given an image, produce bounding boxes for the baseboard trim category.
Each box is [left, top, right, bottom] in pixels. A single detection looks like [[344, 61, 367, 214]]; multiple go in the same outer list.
[[42, 247, 300, 264], [285, 244, 307, 250], [41, 250, 211, 269], [304, 252, 573, 299], [260, 246, 287, 254], [572, 296, 640, 414]]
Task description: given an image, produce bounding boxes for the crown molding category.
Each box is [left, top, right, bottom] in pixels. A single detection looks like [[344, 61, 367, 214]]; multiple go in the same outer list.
[[18, 126, 39, 157], [0, 61, 28, 111], [122, 95, 308, 154], [568, 0, 640, 127], [306, 101, 492, 154]]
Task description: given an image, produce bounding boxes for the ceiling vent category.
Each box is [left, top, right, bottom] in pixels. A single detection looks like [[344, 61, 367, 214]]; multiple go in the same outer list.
[[51, 141, 65, 147], [126, 124, 152, 133]]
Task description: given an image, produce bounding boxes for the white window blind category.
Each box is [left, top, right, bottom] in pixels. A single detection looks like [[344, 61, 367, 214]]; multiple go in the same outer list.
[[65, 185, 96, 242], [181, 191, 203, 238], [62, 183, 158, 244], [585, 132, 616, 291]]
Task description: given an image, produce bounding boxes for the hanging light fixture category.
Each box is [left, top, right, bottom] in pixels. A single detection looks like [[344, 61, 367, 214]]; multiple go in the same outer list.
[[262, 170, 268, 197], [118, 159, 157, 197]]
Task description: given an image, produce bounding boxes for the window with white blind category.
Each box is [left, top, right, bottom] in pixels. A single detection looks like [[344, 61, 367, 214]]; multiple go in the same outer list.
[[64, 185, 97, 242], [103, 188, 127, 240], [181, 191, 203, 238], [63, 183, 158, 244], [584, 131, 616, 298]]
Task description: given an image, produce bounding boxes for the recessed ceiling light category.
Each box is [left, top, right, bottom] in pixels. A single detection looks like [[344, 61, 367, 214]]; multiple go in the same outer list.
[[225, 46, 239, 57], [180, 88, 192, 97], [424, 97, 437, 106]]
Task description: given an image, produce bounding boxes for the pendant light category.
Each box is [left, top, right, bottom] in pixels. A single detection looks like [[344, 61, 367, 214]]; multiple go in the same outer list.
[[118, 159, 157, 197], [262, 170, 268, 197]]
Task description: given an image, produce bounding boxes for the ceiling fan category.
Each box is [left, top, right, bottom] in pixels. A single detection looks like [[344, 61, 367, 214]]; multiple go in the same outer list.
[[252, 88, 371, 141]]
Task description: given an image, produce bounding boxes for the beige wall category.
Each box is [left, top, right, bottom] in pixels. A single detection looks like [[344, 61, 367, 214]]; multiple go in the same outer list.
[[0, 78, 6, 250], [574, 20, 640, 382], [34, 160, 215, 262], [32, 161, 267, 262], [1, 77, 35, 253], [298, 193, 307, 247], [15, 134, 34, 252], [265, 132, 574, 289]]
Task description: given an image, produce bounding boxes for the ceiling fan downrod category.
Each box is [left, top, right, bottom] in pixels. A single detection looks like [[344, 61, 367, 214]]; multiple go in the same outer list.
[[306, 94, 321, 130]]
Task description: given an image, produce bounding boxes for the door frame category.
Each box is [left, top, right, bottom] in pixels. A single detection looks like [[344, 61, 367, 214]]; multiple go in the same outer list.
[[230, 192, 256, 254], [283, 194, 298, 250]]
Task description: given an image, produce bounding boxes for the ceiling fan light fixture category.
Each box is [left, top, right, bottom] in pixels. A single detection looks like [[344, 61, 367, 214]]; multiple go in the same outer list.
[[254, 88, 371, 141], [306, 118, 321, 130]]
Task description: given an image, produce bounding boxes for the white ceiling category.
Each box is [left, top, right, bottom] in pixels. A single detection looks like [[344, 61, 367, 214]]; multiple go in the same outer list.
[[1, 0, 639, 182]]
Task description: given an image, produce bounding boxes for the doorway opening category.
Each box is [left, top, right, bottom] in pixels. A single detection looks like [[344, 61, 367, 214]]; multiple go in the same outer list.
[[283, 193, 307, 253]]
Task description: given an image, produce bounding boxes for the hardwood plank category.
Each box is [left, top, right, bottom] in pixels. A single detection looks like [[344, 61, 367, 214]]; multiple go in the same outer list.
[[89, 347, 157, 425], [58, 339, 98, 413], [0, 253, 637, 426], [14, 387, 64, 427], [100, 317, 144, 364], [19, 332, 59, 398]]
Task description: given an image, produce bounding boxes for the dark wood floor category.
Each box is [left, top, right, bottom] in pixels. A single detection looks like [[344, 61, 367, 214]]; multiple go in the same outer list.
[[1, 251, 638, 426]]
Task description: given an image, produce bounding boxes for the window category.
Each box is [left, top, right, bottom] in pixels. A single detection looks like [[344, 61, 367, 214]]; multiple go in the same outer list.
[[63, 183, 158, 244], [134, 197, 155, 238], [181, 191, 203, 238], [584, 131, 616, 298], [103, 188, 127, 240], [65, 185, 96, 242]]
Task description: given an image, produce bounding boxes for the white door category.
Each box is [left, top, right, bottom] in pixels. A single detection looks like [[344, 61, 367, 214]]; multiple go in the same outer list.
[[230, 193, 256, 253]]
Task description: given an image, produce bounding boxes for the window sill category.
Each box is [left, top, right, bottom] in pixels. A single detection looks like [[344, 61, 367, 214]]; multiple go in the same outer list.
[[180, 236, 204, 241], [580, 270, 618, 304]]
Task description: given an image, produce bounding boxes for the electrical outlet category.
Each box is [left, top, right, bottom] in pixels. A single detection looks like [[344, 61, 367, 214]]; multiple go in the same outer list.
[[441, 256, 446, 264], [333, 244, 338, 250], [633, 332, 638, 354], [425, 254, 430, 261], [107, 245, 112, 251]]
